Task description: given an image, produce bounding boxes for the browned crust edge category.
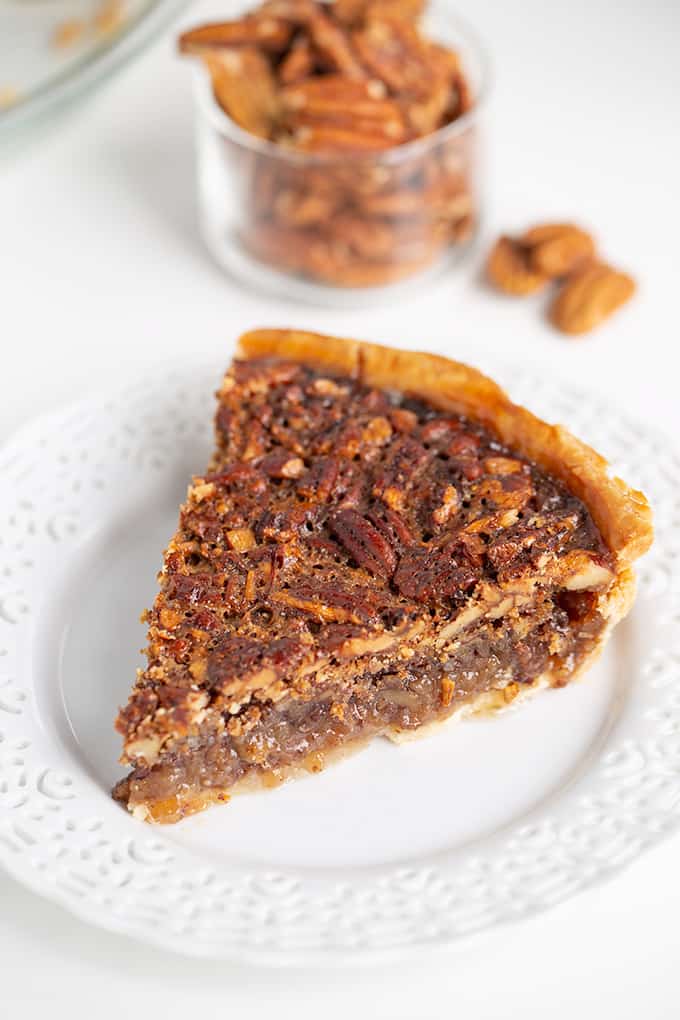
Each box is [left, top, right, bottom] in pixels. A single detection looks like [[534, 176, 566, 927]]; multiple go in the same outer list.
[[236, 329, 653, 569]]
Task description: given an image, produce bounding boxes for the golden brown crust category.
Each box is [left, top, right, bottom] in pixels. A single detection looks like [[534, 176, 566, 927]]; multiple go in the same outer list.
[[237, 329, 653, 568]]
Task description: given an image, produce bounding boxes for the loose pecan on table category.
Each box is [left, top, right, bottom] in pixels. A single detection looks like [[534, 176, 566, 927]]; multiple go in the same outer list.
[[486, 221, 635, 335], [549, 261, 636, 335]]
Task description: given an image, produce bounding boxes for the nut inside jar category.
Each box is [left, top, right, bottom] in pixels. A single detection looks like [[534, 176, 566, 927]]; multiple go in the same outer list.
[[181, 0, 481, 288]]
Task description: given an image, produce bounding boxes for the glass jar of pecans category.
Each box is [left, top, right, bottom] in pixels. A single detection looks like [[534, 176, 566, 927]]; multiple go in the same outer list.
[[184, 0, 489, 304]]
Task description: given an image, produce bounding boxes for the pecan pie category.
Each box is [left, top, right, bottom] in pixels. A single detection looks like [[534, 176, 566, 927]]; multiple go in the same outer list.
[[113, 331, 652, 823]]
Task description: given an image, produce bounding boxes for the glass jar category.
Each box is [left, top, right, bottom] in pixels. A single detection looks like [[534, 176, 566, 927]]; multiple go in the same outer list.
[[192, 3, 490, 305]]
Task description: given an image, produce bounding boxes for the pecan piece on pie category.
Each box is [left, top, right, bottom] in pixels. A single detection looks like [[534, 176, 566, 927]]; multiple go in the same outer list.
[[113, 331, 652, 823]]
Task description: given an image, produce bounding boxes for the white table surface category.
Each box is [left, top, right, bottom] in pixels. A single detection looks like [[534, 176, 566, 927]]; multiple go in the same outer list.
[[2, 0, 679, 1015]]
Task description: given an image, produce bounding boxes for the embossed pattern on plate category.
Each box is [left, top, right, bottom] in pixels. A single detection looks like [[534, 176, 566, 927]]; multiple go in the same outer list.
[[0, 354, 677, 965]]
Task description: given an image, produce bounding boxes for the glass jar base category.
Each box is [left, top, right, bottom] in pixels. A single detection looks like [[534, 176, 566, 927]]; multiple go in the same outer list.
[[200, 214, 479, 308]]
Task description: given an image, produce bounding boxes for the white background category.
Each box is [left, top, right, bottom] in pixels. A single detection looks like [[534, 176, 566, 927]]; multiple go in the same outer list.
[[2, 0, 680, 1015]]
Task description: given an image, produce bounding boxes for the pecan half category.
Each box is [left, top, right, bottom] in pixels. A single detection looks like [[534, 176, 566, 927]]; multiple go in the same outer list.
[[335, 0, 425, 25], [204, 49, 279, 138], [306, 7, 365, 75], [394, 538, 481, 603], [178, 16, 292, 54], [280, 74, 387, 114], [279, 75, 408, 146], [297, 456, 341, 501], [353, 15, 436, 96], [427, 40, 461, 80], [330, 508, 398, 575], [549, 262, 636, 335], [521, 223, 596, 278], [264, 1, 365, 76], [278, 33, 315, 83], [368, 505, 414, 551], [486, 236, 548, 296], [404, 78, 453, 135]]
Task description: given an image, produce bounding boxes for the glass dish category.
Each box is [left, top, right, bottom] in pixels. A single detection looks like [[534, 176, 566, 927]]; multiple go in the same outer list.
[[192, 2, 490, 306], [0, 0, 187, 148]]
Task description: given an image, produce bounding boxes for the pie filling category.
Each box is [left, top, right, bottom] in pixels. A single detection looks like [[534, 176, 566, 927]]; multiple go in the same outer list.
[[115, 597, 605, 822], [114, 350, 622, 823]]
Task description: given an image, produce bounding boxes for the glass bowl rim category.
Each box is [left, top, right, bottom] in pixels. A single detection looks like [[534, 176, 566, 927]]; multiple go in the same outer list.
[[190, 5, 492, 167]]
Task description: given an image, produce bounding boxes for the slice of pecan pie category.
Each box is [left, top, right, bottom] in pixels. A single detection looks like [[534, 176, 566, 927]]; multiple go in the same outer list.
[[114, 330, 652, 823]]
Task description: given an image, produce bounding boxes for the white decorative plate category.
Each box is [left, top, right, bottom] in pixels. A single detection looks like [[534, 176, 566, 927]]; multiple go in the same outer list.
[[0, 352, 678, 965]]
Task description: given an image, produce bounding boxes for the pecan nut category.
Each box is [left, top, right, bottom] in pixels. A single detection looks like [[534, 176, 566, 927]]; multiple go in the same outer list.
[[279, 75, 408, 147], [521, 223, 596, 278], [277, 33, 315, 83], [330, 508, 398, 575], [353, 15, 436, 97], [178, 16, 292, 54], [486, 236, 548, 296], [264, 0, 365, 75], [203, 49, 279, 139], [334, 0, 425, 25], [549, 262, 636, 335]]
